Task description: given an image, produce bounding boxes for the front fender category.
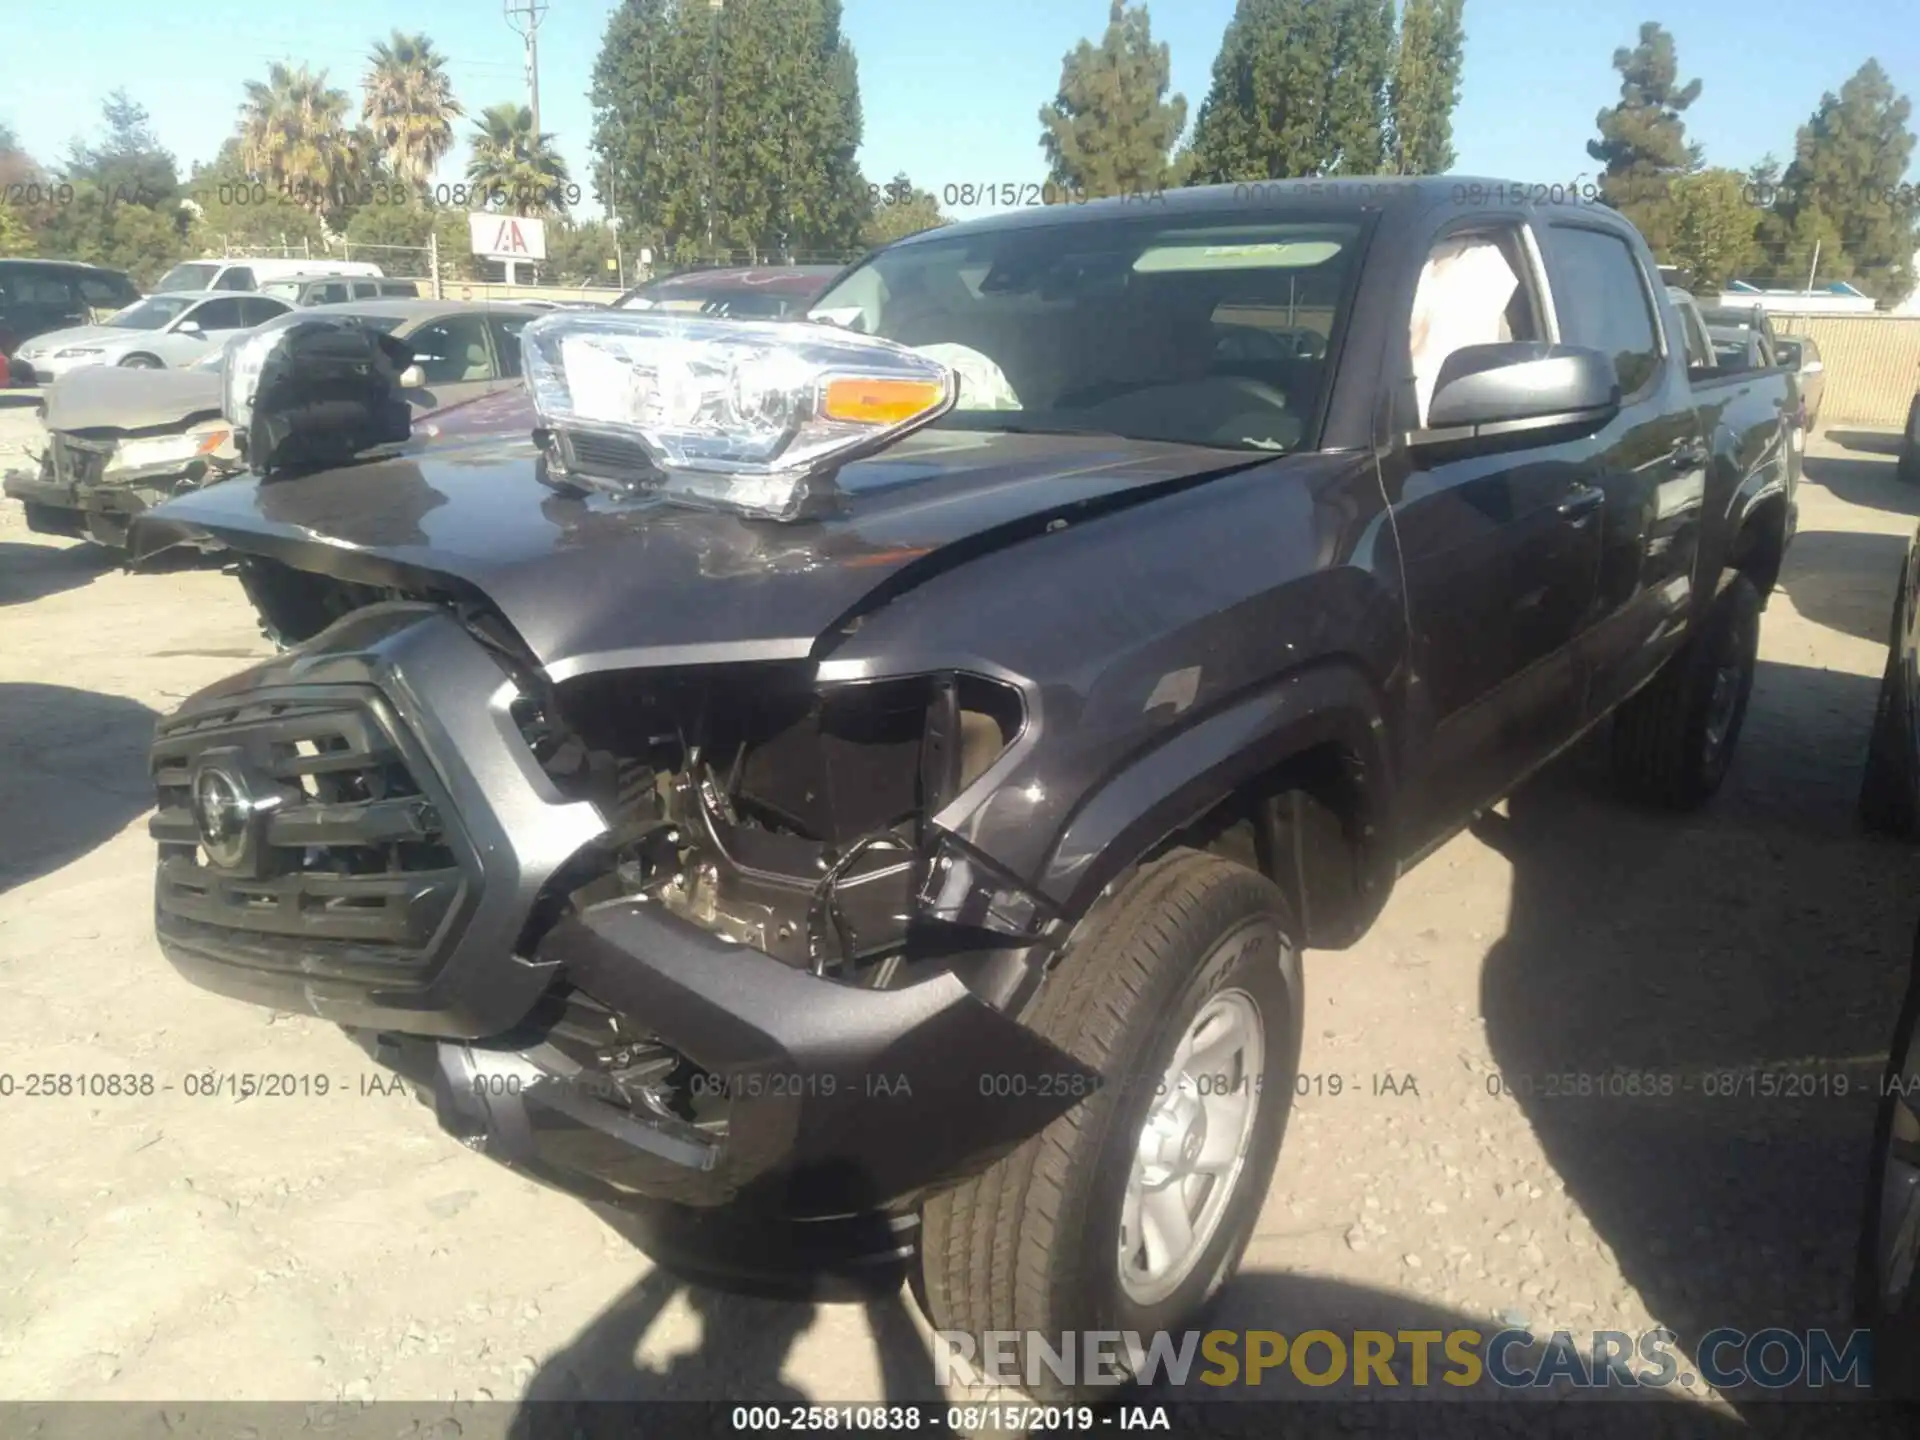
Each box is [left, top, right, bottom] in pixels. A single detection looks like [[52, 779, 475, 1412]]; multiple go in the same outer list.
[[1038, 660, 1396, 922]]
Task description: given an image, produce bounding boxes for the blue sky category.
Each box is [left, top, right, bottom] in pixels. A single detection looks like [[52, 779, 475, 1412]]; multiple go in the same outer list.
[[4, 0, 1916, 222]]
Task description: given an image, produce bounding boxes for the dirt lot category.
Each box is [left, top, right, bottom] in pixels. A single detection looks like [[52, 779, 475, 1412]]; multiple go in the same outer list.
[[2, 406, 1917, 1431]]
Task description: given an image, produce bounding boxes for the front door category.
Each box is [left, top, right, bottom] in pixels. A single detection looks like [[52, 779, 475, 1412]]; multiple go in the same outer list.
[[1380, 220, 1607, 851]]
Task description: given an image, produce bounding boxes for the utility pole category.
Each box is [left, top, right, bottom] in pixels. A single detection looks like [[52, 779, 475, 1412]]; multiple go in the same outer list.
[[504, 0, 549, 141], [1804, 239, 1821, 296], [706, 0, 724, 263]]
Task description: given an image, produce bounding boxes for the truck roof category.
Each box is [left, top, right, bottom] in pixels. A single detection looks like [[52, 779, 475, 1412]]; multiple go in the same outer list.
[[889, 176, 1629, 244]]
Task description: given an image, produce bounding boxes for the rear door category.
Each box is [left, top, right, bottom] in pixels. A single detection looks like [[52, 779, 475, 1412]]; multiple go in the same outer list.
[[1384, 215, 1607, 846], [1536, 219, 1706, 722]]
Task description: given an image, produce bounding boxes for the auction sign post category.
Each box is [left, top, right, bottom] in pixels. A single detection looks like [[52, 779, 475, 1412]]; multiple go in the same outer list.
[[469, 214, 548, 286]]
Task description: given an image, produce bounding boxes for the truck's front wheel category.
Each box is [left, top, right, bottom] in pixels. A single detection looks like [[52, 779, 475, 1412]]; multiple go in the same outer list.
[[919, 850, 1303, 1402]]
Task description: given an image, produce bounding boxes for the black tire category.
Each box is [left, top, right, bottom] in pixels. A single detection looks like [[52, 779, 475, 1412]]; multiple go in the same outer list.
[[1861, 588, 1919, 836], [1611, 573, 1763, 810], [1901, 399, 1920, 485], [1856, 922, 1920, 1399], [118, 353, 161, 369], [919, 849, 1303, 1403]]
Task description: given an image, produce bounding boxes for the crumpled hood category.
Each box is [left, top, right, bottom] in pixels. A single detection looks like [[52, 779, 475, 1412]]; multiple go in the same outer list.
[[132, 427, 1282, 681], [41, 365, 223, 433]]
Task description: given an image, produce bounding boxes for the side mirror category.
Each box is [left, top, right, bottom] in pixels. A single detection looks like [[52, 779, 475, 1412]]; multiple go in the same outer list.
[[1413, 343, 1620, 446], [176, 320, 204, 336], [399, 364, 426, 389]]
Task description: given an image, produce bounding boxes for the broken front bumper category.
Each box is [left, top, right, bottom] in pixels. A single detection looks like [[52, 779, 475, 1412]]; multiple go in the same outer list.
[[352, 895, 1093, 1218], [150, 605, 1094, 1272], [3, 468, 88, 537]]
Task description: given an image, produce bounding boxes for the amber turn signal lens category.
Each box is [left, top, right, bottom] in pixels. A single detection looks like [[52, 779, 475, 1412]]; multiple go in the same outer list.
[[821, 376, 946, 425]]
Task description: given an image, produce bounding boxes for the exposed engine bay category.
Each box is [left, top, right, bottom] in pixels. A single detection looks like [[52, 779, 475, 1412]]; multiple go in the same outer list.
[[235, 555, 1033, 990]]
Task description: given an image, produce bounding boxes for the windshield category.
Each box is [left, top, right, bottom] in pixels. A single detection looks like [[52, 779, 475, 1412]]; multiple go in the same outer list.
[[807, 216, 1363, 453], [108, 296, 198, 330], [155, 263, 220, 292]]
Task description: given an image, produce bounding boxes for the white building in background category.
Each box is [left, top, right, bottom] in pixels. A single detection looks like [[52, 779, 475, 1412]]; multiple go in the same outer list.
[[1888, 249, 1920, 315], [1705, 279, 1878, 315]]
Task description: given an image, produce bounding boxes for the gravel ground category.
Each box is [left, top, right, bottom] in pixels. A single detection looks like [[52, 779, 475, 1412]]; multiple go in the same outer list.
[[2, 404, 1917, 1437]]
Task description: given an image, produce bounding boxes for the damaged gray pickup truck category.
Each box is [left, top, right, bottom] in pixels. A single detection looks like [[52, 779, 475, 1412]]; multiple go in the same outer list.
[[130, 179, 1797, 1395]]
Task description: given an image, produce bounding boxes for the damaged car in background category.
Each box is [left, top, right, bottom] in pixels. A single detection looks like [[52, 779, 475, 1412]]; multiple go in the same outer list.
[[127, 181, 1796, 1401], [8, 299, 544, 551]]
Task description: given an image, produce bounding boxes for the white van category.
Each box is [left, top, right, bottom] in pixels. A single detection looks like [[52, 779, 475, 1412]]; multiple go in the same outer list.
[[151, 257, 384, 294]]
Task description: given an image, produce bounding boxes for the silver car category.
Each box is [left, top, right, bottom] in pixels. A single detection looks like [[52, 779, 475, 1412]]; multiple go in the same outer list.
[[10, 291, 293, 382], [3, 299, 543, 549]]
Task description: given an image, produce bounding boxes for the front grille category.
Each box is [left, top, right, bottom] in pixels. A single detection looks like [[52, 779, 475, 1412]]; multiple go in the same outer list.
[[50, 432, 113, 489], [150, 692, 474, 980]]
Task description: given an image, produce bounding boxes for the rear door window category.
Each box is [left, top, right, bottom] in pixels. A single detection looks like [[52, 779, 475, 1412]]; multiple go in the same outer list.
[[186, 297, 248, 331], [237, 297, 291, 326], [352, 280, 381, 299], [1540, 225, 1662, 395]]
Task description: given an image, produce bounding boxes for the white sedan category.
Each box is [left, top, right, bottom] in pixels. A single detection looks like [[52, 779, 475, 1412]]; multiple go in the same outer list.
[[11, 291, 293, 382]]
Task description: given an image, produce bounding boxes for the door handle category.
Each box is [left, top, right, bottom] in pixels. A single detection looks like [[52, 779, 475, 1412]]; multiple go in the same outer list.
[[1556, 484, 1605, 522]]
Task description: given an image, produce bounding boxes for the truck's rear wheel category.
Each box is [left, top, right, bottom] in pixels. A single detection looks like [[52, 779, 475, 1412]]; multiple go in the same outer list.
[[1611, 573, 1762, 810], [919, 850, 1303, 1403]]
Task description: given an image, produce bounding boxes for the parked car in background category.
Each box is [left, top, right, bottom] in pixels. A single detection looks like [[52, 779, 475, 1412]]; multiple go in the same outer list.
[[259, 274, 421, 307], [1707, 325, 1776, 371], [151, 258, 383, 293], [0, 259, 143, 382], [9, 292, 292, 382], [3, 363, 236, 547], [1702, 299, 1783, 357], [275, 298, 545, 412], [614, 264, 843, 319], [3, 300, 540, 550], [1774, 335, 1825, 428]]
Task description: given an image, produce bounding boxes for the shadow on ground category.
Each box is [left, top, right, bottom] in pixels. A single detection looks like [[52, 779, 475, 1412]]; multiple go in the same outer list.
[[1801, 448, 1920, 519], [1477, 659, 1917, 1425], [503, 1261, 1905, 1437], [1775, 530, 1908, 643], [1826, 429, 1904, 458], [0, 539, 117, 607], [0, 683, 157, 893]]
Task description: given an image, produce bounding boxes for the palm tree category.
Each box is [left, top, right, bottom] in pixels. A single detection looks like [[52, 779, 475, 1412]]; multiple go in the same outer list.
[[362, 31, 461, 190], [238, 62, 356, 216], [466, 103, 571, 216]]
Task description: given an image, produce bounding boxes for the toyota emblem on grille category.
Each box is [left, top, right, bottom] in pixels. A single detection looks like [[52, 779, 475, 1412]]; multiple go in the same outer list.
[[191, 765, 258, 870]]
